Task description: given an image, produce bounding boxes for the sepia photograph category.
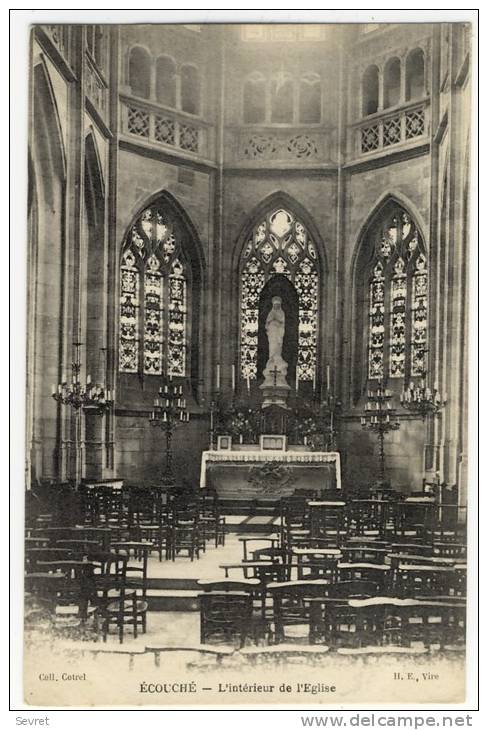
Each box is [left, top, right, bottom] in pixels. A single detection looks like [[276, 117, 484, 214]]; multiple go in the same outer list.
[[16, 12, 475, 708]]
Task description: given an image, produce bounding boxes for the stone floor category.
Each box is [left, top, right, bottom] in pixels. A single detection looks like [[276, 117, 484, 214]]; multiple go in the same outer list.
[[143, 533, 275, 581]]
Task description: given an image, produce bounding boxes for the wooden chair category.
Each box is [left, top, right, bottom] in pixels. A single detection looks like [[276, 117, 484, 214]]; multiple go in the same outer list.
[[111, 542, 150, 607], [238, 536, 280, 563], [342, 545, 389, 564], [337, 562, 391, 593], [347, 499, 391, 539], [393, 563, 455, 598], [199, 591, 254, 647], [199, 492, 226, 548], [324, 580, 380, 599], [267, 580, 330, 644], [220, 561, 286, 618], [309, 501, 347, 547], [280, 497, 311, 550], [96, 554, 148, 643], [35, 559, 99, 621], [395, 499, 436, 543], [171, 515, 203, 561], [433, 542, 467, 560], [291, 547, 341, 581]]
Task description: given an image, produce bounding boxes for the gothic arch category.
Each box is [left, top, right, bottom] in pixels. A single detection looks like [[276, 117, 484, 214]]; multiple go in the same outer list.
[[117, 191, 204, 396], [233, 191, 328, 274], [28, 61, 67, 482], [351, 192, 428, 277], [84, 132, 106, 379], [233, 192, 328, 393], [120, 189, 206, 276], [350, 194, 429, 403]]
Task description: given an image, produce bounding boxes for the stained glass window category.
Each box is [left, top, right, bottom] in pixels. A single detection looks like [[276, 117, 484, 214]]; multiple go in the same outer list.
[[389, 258, 407, 377], [240, 208, 320, 384], [168, 258, 187, 376], [119, 249, 140, 373], [368, 261, 385, 379], [119, 203, 190, 376], [411, 253, 428, 375], [365, 206, 428, 383]]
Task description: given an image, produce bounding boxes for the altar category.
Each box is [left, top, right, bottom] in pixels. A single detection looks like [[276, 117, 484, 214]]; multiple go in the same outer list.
[[200, 445, 341, 500]]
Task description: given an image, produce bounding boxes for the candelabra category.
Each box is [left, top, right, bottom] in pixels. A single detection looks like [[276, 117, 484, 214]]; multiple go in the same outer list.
[[208, 396, 220, 450], [52, 343, 113, 488], [400, 372, 446, 420], [361, 381, 400, 483], [149, 377, 190, 485], [319, 390, 341, 452]]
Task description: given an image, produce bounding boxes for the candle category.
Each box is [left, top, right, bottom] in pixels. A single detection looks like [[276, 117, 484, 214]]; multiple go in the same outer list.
[[51, 384, 56, 395], [326, 365, 330, 391], [296, 370, 299, 391], [231, 365, 235, 392], [312, 371, 316, 393], [247, 376, 250, 393], [216, 364, 220, 390], [87, 374, 91, 385]]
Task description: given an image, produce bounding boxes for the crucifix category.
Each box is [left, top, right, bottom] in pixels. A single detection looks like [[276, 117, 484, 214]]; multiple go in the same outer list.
[[269, 365, 280, 386]]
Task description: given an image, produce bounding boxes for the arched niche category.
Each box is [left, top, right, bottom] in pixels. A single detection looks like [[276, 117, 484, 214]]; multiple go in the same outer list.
[[406, 48, 425, 101], [362, 65, 379, 116], [257, 275, 299, 384], [128, 46, 151, 99], [384, 57, 401, 108]]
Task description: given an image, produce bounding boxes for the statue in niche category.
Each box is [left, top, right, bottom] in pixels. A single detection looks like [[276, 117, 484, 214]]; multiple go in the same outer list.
[[262, 296, 289, 389], [266, 296, 285, 362]]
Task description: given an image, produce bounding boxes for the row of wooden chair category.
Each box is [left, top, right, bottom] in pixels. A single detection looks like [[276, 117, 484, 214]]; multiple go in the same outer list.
[[197, 578, 466, 651]]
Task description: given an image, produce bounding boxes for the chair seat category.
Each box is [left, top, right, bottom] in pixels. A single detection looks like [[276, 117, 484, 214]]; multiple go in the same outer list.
[[106, 599, 148, 613], [97, 588, 137, 599]]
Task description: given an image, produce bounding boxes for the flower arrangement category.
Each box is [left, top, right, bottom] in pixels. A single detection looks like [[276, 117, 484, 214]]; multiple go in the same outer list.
[[217, 405, 259, 443]]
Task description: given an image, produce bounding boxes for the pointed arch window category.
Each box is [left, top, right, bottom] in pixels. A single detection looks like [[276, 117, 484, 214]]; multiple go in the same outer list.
[[406, 48, 425, 101], [128, 46, 151, 99], [240, 208, 320, 383], [299, 73, 322, 124], [156, 55, 176, 107], [118, 202, 192, 377], [363, 204, 429, 383]]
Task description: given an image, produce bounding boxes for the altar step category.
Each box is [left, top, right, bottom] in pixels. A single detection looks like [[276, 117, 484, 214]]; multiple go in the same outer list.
[[224, 514, 281, 533], [220, 499, 281, 517]]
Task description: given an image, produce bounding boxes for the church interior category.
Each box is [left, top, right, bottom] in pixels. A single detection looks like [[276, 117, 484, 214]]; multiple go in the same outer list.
[[24, 21, 471, 678]]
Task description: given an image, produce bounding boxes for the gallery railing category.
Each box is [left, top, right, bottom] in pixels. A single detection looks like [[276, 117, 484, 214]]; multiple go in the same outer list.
[[354, 100, 430, 157], [120, 95, 211, 160]]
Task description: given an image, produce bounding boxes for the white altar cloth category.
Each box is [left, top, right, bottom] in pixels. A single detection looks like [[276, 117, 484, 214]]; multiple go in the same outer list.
[[199, 450, 341, 492]]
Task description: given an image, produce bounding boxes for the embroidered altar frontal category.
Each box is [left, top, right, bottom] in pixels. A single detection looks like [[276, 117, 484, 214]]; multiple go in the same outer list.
[[200, 450, 341, 499]]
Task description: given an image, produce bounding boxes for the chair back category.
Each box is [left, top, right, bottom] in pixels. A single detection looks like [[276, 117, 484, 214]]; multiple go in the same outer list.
[[199, 591, 253, 647]]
